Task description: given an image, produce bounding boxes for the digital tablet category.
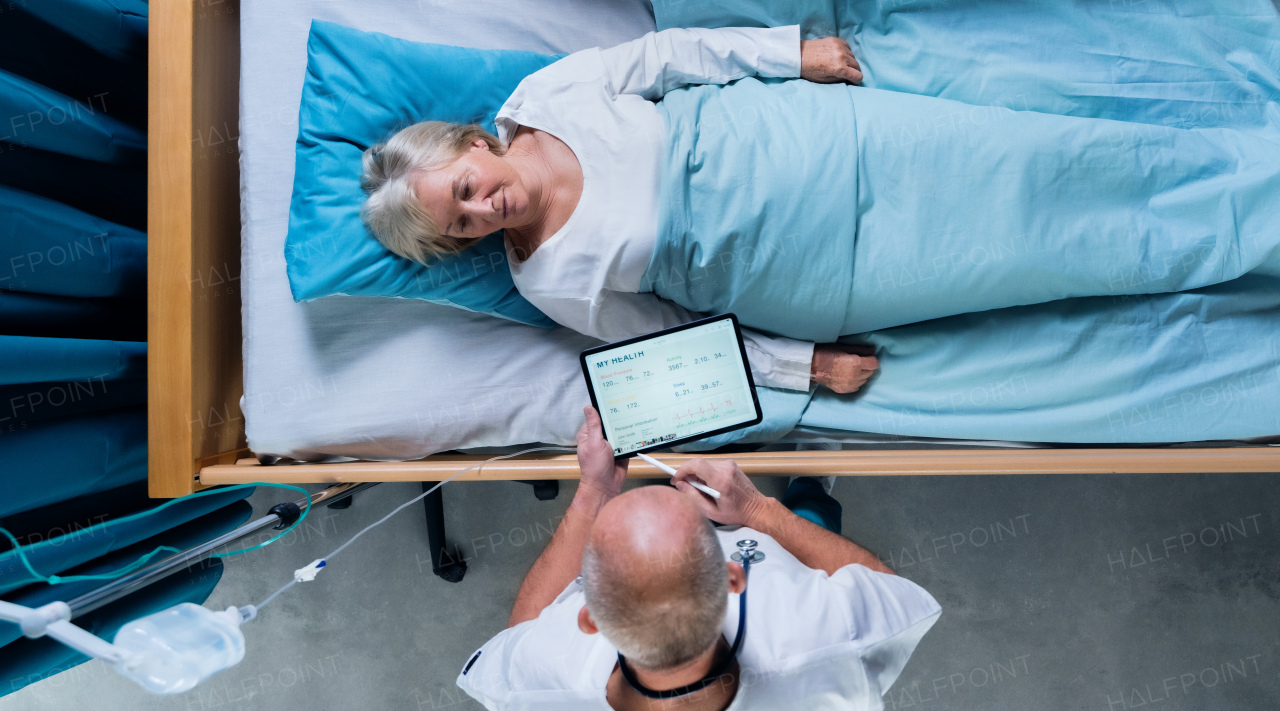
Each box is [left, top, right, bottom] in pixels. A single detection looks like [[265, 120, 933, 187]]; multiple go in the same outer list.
[[580, 314, 764, 459]]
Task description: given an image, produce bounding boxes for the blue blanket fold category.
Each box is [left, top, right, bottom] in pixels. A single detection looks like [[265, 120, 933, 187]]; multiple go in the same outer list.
[[644, 77, 859, 343], [647, 82, 1280, 340], [842, 86, 1280, 334]]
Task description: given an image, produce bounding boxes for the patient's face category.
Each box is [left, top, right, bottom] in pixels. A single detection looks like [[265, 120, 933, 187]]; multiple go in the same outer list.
[[415, 140, 527, 240]]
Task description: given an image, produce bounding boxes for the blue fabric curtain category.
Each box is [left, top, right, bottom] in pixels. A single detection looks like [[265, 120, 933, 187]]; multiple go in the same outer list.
[[0, 4, 145, 128], [0, 184, 147, 298], [0, 68, 145, 164], [0, 409, 148, 517], [0, 4, 252, 697], [0, 293, 146, 341]]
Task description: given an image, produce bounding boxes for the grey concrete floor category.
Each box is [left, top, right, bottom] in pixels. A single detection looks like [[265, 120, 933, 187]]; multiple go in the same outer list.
[[3, 469, 1278, 710]]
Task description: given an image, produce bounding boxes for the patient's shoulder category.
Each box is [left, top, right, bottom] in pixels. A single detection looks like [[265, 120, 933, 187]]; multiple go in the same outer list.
[[506, 48, 608, 113], [531, 47, 607, 86]]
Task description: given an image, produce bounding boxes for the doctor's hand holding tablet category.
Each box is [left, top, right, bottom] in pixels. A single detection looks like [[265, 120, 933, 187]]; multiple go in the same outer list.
[[574, 406, 629, 508], [577, 409, 724, 502], [576, 405, 769, 522]]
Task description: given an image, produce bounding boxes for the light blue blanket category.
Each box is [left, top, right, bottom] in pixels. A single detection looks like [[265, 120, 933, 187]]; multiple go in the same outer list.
[[811, 275, 1280, 443], [653, 0, 1280, 444], [679, 276, 1280, 447], [647, 82, 1280, 339], [643, 77, 859, 343]]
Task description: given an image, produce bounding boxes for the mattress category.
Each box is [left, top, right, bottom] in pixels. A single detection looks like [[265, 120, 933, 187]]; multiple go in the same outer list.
[[239, 0, 1038, 460]]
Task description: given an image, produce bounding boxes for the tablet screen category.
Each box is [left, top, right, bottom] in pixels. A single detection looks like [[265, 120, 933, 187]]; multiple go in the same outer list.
[[580, 315, 763, 458]]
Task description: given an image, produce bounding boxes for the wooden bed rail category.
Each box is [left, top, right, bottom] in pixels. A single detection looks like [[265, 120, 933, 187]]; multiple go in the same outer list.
[[198, 447, 1280, 485], [149, 0, 245, 497]]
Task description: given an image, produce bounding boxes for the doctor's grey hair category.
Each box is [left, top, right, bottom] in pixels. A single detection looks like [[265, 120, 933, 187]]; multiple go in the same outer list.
[[359, 121, 504, 265], [581, 519, 729, 671]]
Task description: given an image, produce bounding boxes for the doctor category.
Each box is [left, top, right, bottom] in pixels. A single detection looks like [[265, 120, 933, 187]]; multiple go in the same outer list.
[[457, 407, 941, 710]]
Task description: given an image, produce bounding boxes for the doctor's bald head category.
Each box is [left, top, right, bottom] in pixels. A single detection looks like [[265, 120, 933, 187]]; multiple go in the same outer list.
[[580, 486, 729, 671]]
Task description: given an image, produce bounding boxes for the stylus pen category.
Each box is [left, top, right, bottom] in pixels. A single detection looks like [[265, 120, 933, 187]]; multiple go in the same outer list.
[[635, 452, 721, 499]]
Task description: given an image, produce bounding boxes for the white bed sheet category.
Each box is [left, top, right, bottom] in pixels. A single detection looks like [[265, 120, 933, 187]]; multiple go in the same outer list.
[[240, 0, 658, 460]]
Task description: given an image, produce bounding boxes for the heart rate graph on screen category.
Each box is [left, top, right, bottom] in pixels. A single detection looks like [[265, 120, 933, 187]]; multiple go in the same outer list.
[[582, 316, 762, 456]]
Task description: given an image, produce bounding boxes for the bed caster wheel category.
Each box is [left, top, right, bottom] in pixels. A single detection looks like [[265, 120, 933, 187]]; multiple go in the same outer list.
[[520, 480, 559, 501], [434, 559, 467, 584], [422, 483, 467, 583]]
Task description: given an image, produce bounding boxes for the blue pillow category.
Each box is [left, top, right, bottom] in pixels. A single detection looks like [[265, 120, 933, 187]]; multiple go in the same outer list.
[[285, 21, 560, 328]]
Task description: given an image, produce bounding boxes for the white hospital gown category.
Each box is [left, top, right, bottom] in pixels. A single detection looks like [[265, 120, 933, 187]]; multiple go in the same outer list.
[[456, 525, 942, 710], [496, 26, 816, 391]]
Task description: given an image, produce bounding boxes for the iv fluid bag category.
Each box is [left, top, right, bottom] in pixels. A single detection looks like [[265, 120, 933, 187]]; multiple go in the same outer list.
[[112, 603, 246, 694]]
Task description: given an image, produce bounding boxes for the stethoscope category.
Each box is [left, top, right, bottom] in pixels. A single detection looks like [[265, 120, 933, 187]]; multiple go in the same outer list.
[[616, 539, 765, 700]]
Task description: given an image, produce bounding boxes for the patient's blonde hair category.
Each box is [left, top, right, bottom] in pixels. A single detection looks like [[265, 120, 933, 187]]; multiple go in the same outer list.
[[359, 121, 504, 264]]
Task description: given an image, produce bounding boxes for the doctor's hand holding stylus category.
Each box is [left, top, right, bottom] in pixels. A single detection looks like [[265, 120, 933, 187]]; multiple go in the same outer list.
[[671, 458, 771, 528]]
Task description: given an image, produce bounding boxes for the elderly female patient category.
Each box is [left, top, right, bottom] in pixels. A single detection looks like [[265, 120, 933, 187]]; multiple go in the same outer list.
[[360, 26, 1280, 397]]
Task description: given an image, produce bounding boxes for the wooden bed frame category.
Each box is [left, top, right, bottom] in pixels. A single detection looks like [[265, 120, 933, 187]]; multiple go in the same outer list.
[[147, 0, 1280, 498]]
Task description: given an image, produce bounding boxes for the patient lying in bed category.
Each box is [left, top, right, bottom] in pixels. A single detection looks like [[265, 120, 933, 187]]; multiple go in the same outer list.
[[357, 26, 1280, 401]]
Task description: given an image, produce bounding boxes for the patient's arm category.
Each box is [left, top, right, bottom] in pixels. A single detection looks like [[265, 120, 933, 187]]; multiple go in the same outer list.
[[600, 25, 802, 101], [602, 291, 816, 392], [522, 281, 878, 393]]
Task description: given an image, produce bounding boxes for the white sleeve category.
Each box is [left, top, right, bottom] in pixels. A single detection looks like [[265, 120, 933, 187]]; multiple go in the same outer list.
[[829, 565, 943, 695], [599, 25, 802, 101], [526, 289, 814, 391], [741, 329, 814, 393], [455, 585, 604, 708]]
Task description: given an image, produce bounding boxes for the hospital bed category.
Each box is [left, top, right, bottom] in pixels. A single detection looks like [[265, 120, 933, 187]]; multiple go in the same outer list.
[[146, 0, 1280, 504]]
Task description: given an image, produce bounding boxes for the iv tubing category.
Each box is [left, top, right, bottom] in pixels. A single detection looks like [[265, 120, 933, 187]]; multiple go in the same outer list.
[[0, 482, 314, 591], [255, 446, 576, 611], [63, 483, 375, 619]]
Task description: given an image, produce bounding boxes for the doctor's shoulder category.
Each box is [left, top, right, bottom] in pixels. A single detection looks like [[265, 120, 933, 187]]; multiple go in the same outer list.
[[456, 589, 609, 700], [739, 539, 940, 655]]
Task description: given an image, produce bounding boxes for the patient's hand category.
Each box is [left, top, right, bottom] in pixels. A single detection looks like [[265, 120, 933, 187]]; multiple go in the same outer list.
[[801, 37, 863, 85], [811, 344, 878, 394]]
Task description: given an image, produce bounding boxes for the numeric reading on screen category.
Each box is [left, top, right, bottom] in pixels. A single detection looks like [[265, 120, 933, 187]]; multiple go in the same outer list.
[[587, 320, 756, 455]]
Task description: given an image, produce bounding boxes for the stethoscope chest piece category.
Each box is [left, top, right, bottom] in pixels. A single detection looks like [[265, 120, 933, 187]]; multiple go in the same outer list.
[[731, 539, 765, 565]]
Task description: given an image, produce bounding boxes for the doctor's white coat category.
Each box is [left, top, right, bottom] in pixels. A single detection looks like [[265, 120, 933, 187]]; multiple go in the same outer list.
[[457, 525, 942, 710]]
